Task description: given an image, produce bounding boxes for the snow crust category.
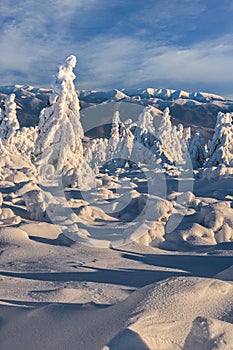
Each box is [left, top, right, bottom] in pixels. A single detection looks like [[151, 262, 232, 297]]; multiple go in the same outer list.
[[1, 54, 233, 350]]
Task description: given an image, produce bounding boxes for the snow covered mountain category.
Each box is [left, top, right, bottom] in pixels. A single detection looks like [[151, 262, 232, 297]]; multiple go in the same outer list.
[[1, 85, 233, 135]]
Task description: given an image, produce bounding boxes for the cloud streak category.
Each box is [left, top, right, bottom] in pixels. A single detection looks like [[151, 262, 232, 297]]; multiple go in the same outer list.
[[0, 1, 232, 97], [79, 34, 233, 95]]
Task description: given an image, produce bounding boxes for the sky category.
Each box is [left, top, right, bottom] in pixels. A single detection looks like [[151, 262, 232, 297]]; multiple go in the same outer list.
[[0, 0, 233, 98]]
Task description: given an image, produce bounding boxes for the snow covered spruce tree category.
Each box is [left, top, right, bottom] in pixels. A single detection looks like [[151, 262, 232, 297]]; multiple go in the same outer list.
[[35, 55, 92, 187], [189, 131, 206, 169], [0, 94, 20, 150], [206, 112, 233, 167], [134, 106, 156, 148], [15, 126, 38, 159], [84, 138, 108, 172], [117, 118, 135, 167], [131, 106, 156, 164], [106, 110, 121, 165], [152, 107, 184, 166], [106, 110, 139, 168]]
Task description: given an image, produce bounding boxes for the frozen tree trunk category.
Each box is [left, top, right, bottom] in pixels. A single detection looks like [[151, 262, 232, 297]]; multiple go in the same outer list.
[[34, 55, 91, 187]]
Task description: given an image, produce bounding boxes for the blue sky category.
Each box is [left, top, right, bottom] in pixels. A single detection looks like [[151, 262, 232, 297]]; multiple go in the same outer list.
[[0, 0, 233, 97]]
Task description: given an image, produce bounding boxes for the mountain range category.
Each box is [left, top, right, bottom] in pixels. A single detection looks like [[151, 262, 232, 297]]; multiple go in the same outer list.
[[1, 85, 233, 139]]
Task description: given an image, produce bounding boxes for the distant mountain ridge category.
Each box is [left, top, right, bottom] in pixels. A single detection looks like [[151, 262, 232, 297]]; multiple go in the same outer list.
[[81, 87, 226, 103], [0, 85, 233, 138]]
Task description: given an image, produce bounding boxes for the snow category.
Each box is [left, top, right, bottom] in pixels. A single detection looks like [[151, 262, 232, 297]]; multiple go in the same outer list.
[[1, 55, 233, 350], [0, 94, 19, 150], [183, 316, 233, 349], [189, 131, 206, 169], [35, 55, 84, 173], [206, 112, 233, 167]]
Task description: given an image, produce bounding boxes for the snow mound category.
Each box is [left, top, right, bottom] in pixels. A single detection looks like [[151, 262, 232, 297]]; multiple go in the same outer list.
[[215, 265, 233, 281], [183, 316, 233, 349], [20, 222, 62, 239], [2, 276, 233, 350], [0, 227, 29, 244], [29, 286, 84, 304], [200, 201, 233, 243], [0, 208, 21, 226], [166, 222, 216, 246], [105, 277, 233, 350]]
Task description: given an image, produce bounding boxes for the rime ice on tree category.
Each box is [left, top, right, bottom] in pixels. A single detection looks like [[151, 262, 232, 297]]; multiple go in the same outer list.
[[135, 106, 156, 148], [131, 106, 156, 164], [153, 107, 184, 165], [84, 138, 108, 172], [206, 112, 233, 167], [106, 111, 121, 164], [0, 94, 37, 158], [189, 131, 206, 169], [117, 119, 135, 167], [0, 94, 20, 149], [15, 126, 38, 159], [35, 55, 90, 187]]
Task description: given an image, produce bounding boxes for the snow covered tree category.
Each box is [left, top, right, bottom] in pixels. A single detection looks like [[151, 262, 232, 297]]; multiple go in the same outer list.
[[0, 138, 7, 158], [189, 131, 206, 169], [183, 127, 191, 145], [153, 107, 184, 165], [177, 123, 184, 139], [117, 119, 135, 167], [34, 55, 91, 187], [0, 106, 4, 123], [134, 106, 156, 148], [106, 111, 121, 163], [206, 112, 233, 167], [131, 106, 156, 164], [84, 138, 108, 172], [15, 126, 38, 159], [0, 94, 20, 149]]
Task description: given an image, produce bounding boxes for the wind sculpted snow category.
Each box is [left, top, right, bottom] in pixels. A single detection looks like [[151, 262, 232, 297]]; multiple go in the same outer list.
[[1, 55, 233, 350]]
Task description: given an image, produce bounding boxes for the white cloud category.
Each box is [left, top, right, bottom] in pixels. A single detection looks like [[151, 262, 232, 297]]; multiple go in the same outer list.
[[0, 0, 103, 85], [0, 1, 232, 98], [77, 34, 233, 94]]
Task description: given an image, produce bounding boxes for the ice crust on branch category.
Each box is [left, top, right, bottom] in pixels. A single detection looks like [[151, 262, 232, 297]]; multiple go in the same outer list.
[[0, 94, 19, 148]]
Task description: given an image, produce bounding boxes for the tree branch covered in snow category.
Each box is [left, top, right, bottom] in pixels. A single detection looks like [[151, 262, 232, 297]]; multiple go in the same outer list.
[[0, 94, 19, 150]]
